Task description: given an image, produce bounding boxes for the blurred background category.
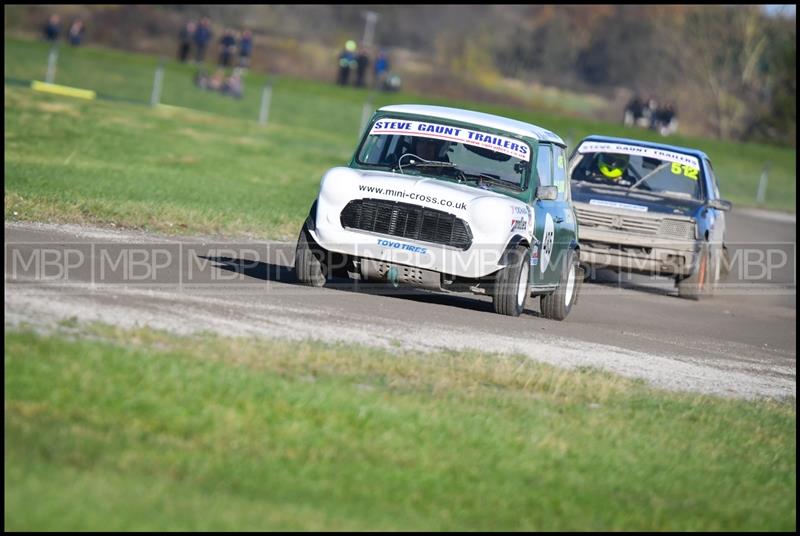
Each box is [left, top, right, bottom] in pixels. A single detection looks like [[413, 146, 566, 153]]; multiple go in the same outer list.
[[3, 4, 796, 229], [4, 4, 796, 145]]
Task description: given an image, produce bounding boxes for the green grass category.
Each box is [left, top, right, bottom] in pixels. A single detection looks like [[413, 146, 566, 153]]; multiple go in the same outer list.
[[4, 85, 342, 238], [4, 36, 796, 240], [4, 325, 796, 531]]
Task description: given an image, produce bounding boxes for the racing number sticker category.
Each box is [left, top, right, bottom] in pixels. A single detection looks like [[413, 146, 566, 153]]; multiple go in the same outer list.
[[670, 162, 699, 180], [540, 213, 555, 274]]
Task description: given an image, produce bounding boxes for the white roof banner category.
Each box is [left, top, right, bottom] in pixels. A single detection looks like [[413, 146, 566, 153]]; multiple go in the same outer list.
[[578, 141, 700, 169], [370, 118, 531, 162]]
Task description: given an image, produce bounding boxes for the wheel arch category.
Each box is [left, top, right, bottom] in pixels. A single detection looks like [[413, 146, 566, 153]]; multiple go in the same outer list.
[[499, 234, 531, 265]]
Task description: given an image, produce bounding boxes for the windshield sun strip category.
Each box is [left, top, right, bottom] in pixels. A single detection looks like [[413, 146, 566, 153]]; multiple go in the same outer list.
[[353, 118, 533, 188]]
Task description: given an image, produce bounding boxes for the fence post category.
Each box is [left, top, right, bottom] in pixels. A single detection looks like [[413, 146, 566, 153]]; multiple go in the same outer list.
[[150, 60, 165, 107], [359, 93, 374, 139], [565, 129, 575, 153], [756, 163, 770, 204], [258, 79, 273, 126], [45, 45, 59, 84]]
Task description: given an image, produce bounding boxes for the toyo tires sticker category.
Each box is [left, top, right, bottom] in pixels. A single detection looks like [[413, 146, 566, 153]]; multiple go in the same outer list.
[[540, 213, 555, 274]]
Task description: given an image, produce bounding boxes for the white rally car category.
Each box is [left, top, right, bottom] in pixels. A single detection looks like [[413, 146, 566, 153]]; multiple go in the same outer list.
[[295, 105, 581, 319]]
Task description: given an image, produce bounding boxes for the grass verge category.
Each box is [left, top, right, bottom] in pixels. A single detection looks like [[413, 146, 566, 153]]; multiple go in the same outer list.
[[4, 324, 796, 531]]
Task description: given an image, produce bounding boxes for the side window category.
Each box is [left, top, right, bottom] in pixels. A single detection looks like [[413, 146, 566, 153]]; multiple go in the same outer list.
[[552, 145, 568, 200], [536, 143, 553, 187]]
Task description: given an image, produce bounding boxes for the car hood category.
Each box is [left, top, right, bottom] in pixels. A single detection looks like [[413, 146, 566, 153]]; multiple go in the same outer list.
[[320, 167, 528, 215], [571, 183, 704, 218]]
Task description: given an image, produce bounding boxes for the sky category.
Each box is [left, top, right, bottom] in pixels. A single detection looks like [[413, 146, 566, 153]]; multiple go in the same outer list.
[[760, 4, 796, 18]]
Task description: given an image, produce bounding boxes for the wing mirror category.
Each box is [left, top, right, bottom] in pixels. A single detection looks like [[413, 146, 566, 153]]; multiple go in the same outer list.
[[707, 199, 732, 212], [536, 185, 558, 201]]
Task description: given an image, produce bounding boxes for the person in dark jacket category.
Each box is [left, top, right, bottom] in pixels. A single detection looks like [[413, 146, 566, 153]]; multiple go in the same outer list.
[[68, 19, 85, 46], [238, 30, 253, 69], [218, 29, 237, 68], [373, 49, 389, 89], [337, 40, 357, 86], [43, 14, 60, 43], [355, 46, 370, 88], [194, 17, 213, 64], [178, 21, 195, 63]]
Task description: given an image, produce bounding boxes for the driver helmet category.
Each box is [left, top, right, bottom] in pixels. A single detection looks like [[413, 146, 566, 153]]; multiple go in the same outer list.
[[597, 153, 629, 180]]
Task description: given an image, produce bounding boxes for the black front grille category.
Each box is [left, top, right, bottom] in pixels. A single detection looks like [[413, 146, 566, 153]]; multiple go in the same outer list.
[[340, 198, 472, 250]]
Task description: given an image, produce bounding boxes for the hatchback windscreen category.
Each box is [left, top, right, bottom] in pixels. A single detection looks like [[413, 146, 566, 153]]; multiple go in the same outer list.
[[356, 118, 531, 190], [570, 141, 703, 200]]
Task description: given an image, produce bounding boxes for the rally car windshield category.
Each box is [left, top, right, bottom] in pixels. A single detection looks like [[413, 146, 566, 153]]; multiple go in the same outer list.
[[570, 142, 704, 200], [355, 118, 531, 190]]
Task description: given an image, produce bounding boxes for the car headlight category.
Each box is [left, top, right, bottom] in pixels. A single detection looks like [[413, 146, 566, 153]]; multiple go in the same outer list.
[[658, 219, 696, 240]]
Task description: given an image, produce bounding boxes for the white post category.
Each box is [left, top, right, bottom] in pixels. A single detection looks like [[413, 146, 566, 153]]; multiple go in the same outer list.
[[150, 62, 165, 107], [45, 45, 58, 84], [756, 164, 770, 204], [359, 95, 373, 139], [258, 81, 273, 125], [362, 11, 379, 48]]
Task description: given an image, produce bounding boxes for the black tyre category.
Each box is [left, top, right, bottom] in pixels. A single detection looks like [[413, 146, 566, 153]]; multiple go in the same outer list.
[[541, 248, 580, 321], [677, 243, 717, 300], [294, 222, 328, 287], [492, 246, 530, 317]]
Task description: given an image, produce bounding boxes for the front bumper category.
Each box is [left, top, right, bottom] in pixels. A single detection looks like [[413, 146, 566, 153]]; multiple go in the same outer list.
[[310, 225, 507, 279], [578, 227, 698, 276]]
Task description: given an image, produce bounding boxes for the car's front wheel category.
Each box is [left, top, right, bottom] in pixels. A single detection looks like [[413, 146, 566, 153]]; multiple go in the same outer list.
[[295, 222, 328, 287], [492, 246, 530, 317], [540, 248, 580, 321]]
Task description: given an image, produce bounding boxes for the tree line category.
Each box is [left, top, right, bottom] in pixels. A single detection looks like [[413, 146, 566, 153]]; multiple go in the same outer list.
[[6, 4, 795, 145]]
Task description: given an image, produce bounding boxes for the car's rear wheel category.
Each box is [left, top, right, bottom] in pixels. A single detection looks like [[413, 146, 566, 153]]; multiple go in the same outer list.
[[295, 222, 328, 287], [541, 248, 580, 321], [677, 243, 717, 300], [492, 246, 529, 317]]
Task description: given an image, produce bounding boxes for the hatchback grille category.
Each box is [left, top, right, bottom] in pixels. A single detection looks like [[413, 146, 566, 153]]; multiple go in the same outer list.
[[340, 198, 472, 250], [575, 206, 694, 239]]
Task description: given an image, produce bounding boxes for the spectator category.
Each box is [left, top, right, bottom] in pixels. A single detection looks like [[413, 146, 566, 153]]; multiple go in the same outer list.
[[355, 45, 370, 88], [374, 49, 389, 89], [218, 29, 237, 68], [194, 69, 210, 90], [383, 73, 402, 92], [238, 30, 253, 69], [222, 72, 243, 99], [337, 40, 357, 86], [43, 14, 60, 43], [654, 102, 679, 136], [178, 21, 195, 63], [194, 17, 213, 64], [68, 19, 85, 47], [208, 69, 225, 91], [623, 95, 643, 127], [642, 96, 658, 128]]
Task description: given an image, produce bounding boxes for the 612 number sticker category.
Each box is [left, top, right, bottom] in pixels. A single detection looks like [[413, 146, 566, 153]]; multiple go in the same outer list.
[[671, 162, 699, 180]]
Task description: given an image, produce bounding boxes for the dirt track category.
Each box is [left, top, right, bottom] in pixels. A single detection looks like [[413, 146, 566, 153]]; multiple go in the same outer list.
[[4, 208, 796, 399]]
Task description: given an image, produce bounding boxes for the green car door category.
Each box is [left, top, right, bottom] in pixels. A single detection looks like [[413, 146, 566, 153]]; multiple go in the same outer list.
[[530, 142, 573, 288]]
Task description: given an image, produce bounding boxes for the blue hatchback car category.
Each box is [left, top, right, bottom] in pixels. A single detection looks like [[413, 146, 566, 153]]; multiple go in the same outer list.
[[568, 135, 732, 299]]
